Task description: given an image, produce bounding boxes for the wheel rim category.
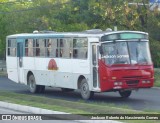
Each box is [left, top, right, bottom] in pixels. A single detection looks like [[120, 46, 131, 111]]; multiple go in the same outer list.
[[29, 76, 35, 91], [81, 82, 89, 97], [30, 80, 35, 90]]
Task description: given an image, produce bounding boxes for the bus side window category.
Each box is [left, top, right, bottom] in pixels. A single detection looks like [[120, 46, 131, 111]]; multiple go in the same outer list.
[[50, 38, 57, 57], [62, 38, 72, 58], [73, 38, 88, 59], [45, 38, 57, 58], [25, 39, 28, 56], [35, 39, 40, 56], [59, 39, 63, 57], [73, 49, 78, 58], [7, 39, 11, 56], [56, 39, 59, 57], [8, 39, 16, 57], [27, 39, 34, 57], [39, 39, 45, 57], [45, 39, 51, 57], [57, 38, 71, 58]]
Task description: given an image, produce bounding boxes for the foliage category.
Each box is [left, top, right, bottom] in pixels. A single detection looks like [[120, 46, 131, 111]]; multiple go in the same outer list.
[[154, 68, 160, 87], [0, 0, 160, 67]]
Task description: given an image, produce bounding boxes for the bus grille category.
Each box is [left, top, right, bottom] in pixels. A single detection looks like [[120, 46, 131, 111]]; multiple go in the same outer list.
[[126, 80, 139, 87], [123, 76, 142, 79]]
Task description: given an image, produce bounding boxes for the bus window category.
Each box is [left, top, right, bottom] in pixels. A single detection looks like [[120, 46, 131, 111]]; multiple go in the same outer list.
[[73, 38, 88, 59], [25, 39, 34, 57], [45, 39, 51, 57], [35, 39, 40, 56], [92, 45, 97, 65], [7, 40, 11, 56], [39, 39, 45, 57], [57, 38, 71, 58], [51, 39, 57, 57], [101, 42, 130, 64], [128, 42, 152, 64], [7, 39, 16, 56], [45, 38, 57, 57], [25, 39, 28, 56]]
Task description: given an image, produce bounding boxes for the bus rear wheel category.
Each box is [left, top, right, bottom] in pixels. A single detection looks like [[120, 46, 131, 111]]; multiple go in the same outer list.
[[28, 74, 45, 93], [119, 90, 132, 98], [80, 79, 94, 100]]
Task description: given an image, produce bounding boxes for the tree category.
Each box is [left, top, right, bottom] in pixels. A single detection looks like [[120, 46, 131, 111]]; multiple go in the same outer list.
[[0, 0, 160, 67]]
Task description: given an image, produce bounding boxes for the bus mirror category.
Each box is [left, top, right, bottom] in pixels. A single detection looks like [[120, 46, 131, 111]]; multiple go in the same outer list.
[[99, 46, 103, 55]]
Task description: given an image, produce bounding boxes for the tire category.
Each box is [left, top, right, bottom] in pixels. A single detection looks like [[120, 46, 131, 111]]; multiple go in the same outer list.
[[80, 78, 94, 100], [119, 90, 132, 98], [28, 74, 39, 93]]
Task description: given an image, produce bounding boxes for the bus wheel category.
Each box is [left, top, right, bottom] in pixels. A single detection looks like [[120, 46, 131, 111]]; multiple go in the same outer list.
[[119, 90, 132, 98], [80, 79, 94, 100], [28, 74, 39, 93]]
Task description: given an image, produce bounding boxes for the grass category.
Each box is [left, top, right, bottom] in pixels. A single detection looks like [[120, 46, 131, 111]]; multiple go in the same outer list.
[[154, 68, 160, 87], [0, 91, 141, 114], [0, 90, 159, 123]]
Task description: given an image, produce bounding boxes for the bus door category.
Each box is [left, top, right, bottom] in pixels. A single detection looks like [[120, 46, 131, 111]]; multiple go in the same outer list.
[[91, 43, 99, 89], [17, 39, 24, 83]]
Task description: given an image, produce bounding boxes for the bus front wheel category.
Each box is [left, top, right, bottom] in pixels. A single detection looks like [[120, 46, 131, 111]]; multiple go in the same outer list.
[[28, 74, 45, 93], [119, 90, 132, 98], [80, 79, 94, 100]]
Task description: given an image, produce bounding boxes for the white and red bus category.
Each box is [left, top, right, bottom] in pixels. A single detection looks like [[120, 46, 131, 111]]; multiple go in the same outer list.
[[6, 29, 154, 100]]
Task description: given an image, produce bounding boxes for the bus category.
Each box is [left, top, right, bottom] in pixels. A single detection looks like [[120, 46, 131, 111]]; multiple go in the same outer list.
[[6, 29, 154, 100]]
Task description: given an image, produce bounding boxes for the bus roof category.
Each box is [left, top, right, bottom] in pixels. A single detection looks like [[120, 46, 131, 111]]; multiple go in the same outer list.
[[7, 30, 148, 39]]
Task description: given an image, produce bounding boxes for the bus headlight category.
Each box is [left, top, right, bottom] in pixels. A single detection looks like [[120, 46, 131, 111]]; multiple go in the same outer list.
[[142, 80, 150, 84], [146, 80, 151, 83], [142, 80, 145, 84], [114, 82, 122, 86]]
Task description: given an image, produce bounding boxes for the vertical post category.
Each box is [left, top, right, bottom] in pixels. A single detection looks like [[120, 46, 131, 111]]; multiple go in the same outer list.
[[114, 26, 117, 31]]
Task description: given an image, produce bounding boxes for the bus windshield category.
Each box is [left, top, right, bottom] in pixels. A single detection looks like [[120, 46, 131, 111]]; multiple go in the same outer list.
[[101, 41, 152, 65]]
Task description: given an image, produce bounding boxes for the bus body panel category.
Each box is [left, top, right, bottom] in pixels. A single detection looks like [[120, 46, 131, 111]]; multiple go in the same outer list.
[[55, 59, 91, 89], [23, 57, 35, 70], [98, 60, 154, 92], [22, 57, 92, 90], [6, 57, 19, 83]]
